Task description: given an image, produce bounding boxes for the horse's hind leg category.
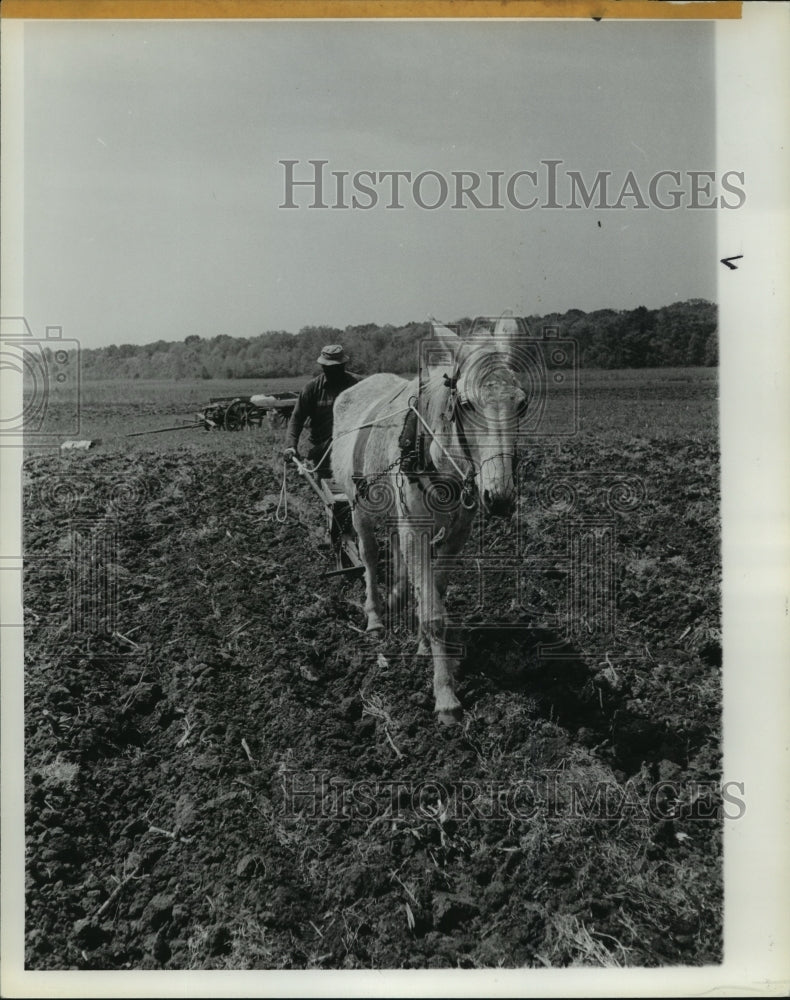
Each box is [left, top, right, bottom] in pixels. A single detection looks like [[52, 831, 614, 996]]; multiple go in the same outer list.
[[353, 511, 385, 633]]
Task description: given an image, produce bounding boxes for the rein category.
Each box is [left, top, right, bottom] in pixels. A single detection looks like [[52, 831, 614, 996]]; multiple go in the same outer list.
[[406, 398, 477, 511], [444, 371, 477, 472], [403, 368, 478, 511], [407, 399, 465, 480]]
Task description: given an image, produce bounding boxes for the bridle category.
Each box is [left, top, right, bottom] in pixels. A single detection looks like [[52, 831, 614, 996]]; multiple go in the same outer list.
[[353, 354, 524, 516], [443, 364, 526, 484], [442, 371, 476, 469], [397, 367, 478, 512]]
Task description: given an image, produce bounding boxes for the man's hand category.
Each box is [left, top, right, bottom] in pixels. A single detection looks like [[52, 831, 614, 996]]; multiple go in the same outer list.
[[283, 446, 299, 461]]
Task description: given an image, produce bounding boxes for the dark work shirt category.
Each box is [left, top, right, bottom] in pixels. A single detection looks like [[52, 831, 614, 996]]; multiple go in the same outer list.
[[285, 370, 360, 452]]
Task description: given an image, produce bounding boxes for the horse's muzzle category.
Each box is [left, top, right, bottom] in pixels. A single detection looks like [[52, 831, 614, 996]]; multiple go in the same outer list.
[[483, 490, 515, 519]]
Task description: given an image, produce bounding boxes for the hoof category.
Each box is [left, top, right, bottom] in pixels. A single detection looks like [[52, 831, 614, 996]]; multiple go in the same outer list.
[[436, 708, 463, 727]]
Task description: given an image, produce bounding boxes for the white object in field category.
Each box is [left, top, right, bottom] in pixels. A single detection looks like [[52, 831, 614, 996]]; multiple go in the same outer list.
[[250, 395, 295, 409], [60, 440, 98, 450]]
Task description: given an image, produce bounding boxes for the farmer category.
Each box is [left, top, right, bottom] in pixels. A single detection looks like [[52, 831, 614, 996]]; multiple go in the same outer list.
[[283, 344, 359, 478]]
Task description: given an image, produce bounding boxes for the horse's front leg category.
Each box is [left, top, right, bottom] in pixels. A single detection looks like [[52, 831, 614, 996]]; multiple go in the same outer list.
[[426, 614, 462, 726], [401, 523, 461, 725], [353, 510, 384, 633], [386, 528, 410, 623]]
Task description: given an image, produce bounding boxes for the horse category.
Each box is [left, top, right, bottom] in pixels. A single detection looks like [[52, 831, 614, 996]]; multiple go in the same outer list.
[[331, 315, 528, 725]]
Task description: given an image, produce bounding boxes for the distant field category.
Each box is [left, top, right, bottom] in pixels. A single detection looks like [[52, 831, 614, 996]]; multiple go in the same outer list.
[[31, 367, 717, 450]]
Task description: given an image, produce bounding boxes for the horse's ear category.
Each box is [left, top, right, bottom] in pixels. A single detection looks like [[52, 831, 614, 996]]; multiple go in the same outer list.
[[493, 311, 521, 354], [421, 319, 462, 386]]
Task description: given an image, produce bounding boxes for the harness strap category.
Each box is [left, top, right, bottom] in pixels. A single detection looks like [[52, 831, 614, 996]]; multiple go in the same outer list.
[[345, 377, 478, 514], [408, 402, 467, 480], [451, 398, 476, 469], [409, 370, 479, 511], [350, 384, 411, 497], [352, 419, 376, 486]]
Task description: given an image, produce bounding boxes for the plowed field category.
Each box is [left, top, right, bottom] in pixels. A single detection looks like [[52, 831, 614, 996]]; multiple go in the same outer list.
[[23, 369, 723, 969]]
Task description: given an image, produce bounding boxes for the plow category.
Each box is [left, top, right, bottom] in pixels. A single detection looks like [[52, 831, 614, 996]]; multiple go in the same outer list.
[[288, 455, 365, 578]]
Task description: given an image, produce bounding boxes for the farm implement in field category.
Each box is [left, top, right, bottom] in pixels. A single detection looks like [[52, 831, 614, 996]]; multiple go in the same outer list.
[[289, 455, 365, 578], [61, 391, 301, 446], [197, 392, 298, 431]]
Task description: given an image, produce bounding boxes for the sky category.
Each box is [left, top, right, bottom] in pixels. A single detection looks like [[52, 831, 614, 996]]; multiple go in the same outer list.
[[21, 20, 716, 349]]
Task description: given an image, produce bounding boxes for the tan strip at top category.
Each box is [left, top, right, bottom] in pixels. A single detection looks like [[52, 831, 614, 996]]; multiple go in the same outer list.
[[1, 0, 743, 19]]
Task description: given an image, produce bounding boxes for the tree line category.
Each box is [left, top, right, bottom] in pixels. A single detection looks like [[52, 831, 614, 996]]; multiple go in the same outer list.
[[80, 299, 717, 380]]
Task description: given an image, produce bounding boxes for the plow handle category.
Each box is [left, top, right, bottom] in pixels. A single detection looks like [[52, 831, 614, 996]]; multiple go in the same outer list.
[[290, 455, 335, 512]]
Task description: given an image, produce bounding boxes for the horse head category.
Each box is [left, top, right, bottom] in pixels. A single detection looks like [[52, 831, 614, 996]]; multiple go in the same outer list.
[[423, 314, 527, 519]]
